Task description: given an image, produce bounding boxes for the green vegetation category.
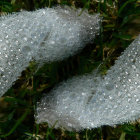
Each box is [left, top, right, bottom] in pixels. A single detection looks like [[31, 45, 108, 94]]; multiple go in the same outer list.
[[0, 0, 140, 139]]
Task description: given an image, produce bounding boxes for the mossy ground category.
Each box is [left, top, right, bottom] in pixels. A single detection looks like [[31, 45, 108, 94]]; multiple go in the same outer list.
[[0, 0, 140, 139]]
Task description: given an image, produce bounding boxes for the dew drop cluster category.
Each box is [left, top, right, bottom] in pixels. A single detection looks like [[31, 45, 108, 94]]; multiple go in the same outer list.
[[0, 6, 100, 97], [36, 35, 140, 131]]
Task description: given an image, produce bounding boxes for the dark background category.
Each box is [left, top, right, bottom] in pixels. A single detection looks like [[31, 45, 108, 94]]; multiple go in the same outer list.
[[0, 0, 140, 139]]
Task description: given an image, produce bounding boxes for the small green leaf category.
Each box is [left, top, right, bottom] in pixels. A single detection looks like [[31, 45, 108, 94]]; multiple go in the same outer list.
[[112, 33, 132, 40], [104, 24, 115, 28], [118, 0, 137, 16], [119, 132, 126, 140], [0, 109, 30, 138], [11, 0, 16, 5]]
